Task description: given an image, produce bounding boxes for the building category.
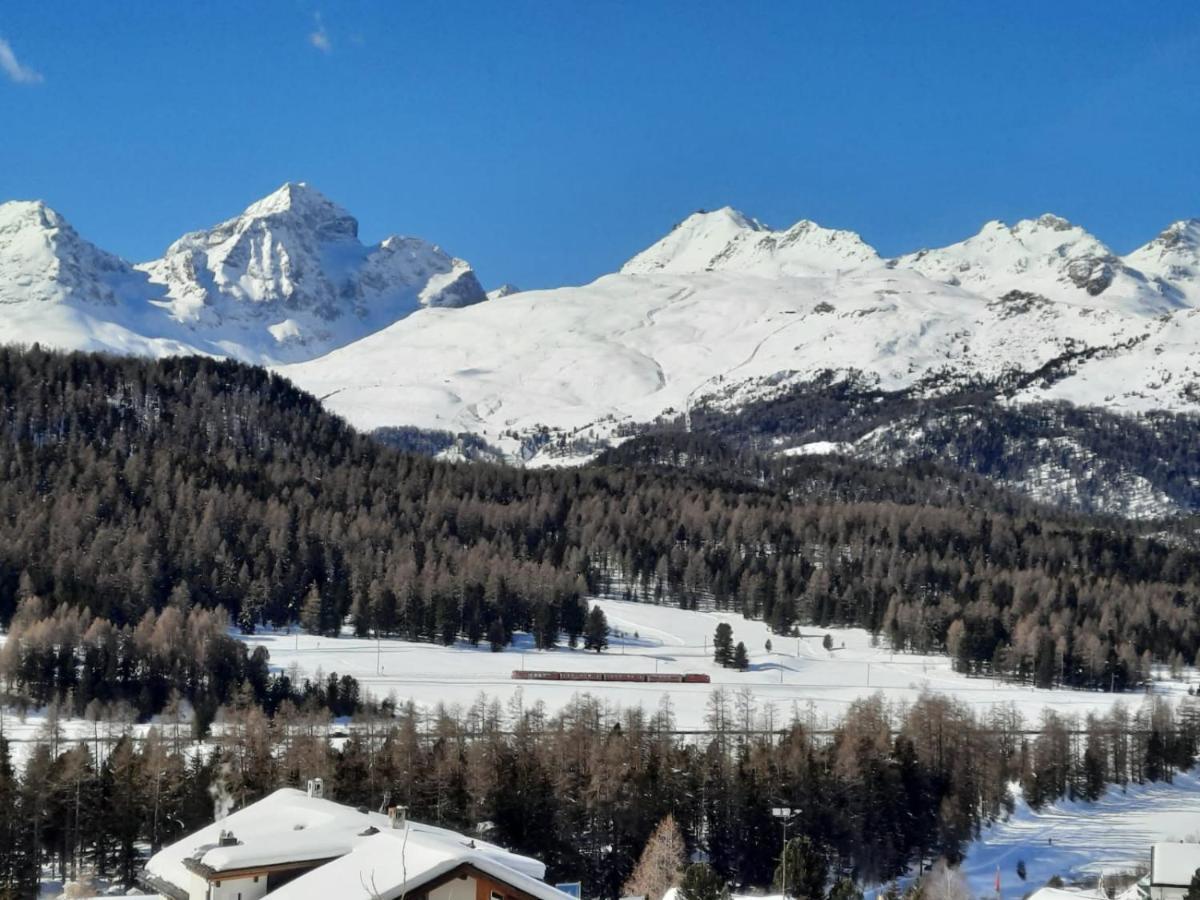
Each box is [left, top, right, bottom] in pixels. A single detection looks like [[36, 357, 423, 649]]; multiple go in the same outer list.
[[140, 781, 574, 900], [1150, 843, 1200, 900]]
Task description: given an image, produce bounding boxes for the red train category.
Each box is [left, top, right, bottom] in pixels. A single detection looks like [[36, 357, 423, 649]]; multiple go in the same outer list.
[[512, 670, 711, 684]]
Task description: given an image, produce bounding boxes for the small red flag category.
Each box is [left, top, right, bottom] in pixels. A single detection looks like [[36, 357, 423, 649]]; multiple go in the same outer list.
[[995, 866, 1001, 893]]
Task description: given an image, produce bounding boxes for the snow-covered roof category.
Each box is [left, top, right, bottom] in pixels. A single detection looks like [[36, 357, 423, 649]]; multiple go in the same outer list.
[[1151, 843, 1200, 886], [268, 828, 575, 900], [142, 788, 548, 897], [1024, 888, 1106, 900]]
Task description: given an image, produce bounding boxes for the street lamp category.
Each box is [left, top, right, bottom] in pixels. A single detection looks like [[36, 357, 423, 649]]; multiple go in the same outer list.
[[772, 807, 799, 899]]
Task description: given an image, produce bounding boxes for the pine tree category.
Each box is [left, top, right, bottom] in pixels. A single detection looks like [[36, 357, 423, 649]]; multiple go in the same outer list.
[[300, 582, 325, 636], [774, 836, 828, 900], [0, 736, 20, 894], [488, 618, 507, 652], [733, 642, 749, 671], [679, 863, 729, 900], [585, 607, 609, 653], [622, 815, 686, 900], [829, 879, 864, 900], [714, 623, 734, 667]]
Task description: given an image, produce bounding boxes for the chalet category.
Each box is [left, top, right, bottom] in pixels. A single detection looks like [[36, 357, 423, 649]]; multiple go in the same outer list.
[[1150, 843, 1200, 900], [139, 781, 573, 900]]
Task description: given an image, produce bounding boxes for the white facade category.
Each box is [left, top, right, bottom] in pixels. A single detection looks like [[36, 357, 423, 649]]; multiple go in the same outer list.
[[208, 874, 269, 900], [1150, 843, 1200, 900]]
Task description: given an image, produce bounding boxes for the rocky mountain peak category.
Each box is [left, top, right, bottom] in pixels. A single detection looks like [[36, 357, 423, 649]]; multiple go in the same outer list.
[[622, 207, 876, 276], [239, 182, 359, 242]]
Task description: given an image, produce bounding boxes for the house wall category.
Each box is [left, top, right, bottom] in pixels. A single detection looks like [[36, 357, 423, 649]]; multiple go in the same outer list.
[[207, 873, 269, 900], [430, 874, 480, 900], [425, 871, 525, 900], [186, 870, 211, 900], [474, 871, 525, 900]]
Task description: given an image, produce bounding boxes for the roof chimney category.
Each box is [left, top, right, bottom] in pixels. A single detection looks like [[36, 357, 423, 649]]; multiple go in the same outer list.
[[307, 778, 324, 799], [388, 806, 407, 829]]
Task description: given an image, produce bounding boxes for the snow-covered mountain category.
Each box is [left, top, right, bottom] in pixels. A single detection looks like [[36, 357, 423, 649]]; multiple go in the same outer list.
[[0, 200, 200, 356], [0, 183, 485, 363], [138, 182, 485, 361], [622, 207, 879, 277], [1123, 219, 1200, 308], [3, 191, 1199, 508], [487, 283, 522, 301], [280, 206, 1200, 488], [894, 214, 1193, 315]]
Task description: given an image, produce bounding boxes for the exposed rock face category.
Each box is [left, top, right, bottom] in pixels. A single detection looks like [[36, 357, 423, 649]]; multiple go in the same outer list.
[[1066, 255, 1118, 296], [136, 182, 486, 361]]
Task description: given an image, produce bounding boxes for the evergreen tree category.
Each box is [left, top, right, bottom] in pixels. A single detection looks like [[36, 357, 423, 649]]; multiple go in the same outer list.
[[585, 607, 609, 653], [733, 642, 749, 671], [774, 836, 828, 900], [300, 582, 326, 636], [679, 863, 729, 900], [488, 618, 507, 652], [714, 624, 734, 668], [829, 879, 864, 900]]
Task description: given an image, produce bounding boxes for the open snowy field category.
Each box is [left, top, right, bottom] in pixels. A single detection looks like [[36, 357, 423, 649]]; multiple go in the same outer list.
[[237, 598, 1195, 730], [958, 773, 1200, 896]]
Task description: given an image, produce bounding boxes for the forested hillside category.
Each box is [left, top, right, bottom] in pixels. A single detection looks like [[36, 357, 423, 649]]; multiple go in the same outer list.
[[0, 347, 1199, 723], [687, 374, 1200, 517], [1, 348, 1200, 897]]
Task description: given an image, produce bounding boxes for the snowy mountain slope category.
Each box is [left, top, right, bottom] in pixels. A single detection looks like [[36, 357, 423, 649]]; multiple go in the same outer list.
[[0, 185, 485, 363], [894, 214, 1195, 315], [0, 200, 207, 357], [487, 283, 521, 300], [137, 182, 486, 362], [281, 262, 1175, 464], [622, 207, 879, 277], [1124, 219, 1200, 307], [4, 191, 1200, 489]]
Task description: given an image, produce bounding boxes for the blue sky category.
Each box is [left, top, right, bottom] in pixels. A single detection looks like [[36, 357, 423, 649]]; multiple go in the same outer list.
[[1, 2, 1198, 290]]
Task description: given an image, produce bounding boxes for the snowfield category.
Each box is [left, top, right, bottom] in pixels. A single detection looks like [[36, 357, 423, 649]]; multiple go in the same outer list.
[[238, 598, 1195, 730], [959, 774, 1200, 896], [7, 599, 1200, 893]]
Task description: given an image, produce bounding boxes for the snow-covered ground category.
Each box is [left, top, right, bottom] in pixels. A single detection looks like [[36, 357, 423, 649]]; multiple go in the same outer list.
[[238, 598, 1194, 730], [3, 597, 1194, 753], [959, 774, 1200, 896], [8, 599, 1200, 897]]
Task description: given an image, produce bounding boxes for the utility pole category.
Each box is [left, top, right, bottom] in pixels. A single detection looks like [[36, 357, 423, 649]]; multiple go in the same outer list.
[[772, 807, 798, 899]]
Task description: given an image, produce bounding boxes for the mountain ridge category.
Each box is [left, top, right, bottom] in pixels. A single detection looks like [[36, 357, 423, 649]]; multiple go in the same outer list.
[[0, 182, 487, 363], [3, 189, 1200, 517]]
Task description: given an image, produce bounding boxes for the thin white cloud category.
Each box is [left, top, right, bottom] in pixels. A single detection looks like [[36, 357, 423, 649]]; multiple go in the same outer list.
[[308, 13, 332, 53], [0, 35, 43, 84]]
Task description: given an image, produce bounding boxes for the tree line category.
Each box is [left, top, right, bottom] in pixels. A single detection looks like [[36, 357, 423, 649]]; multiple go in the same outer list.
[[0, 687, 1196, 898], [0, 348, 1197, 716]]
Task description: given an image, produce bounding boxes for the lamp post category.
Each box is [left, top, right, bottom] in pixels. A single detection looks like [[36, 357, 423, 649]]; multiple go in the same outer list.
[[772, 806, 798, 899]]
